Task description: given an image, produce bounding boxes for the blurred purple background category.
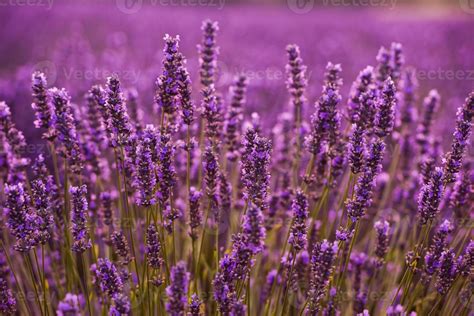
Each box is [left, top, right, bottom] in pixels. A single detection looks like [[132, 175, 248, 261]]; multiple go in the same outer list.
[[0, 0, 473, 149]]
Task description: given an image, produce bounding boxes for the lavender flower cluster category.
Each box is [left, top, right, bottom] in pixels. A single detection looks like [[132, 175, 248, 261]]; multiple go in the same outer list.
[[0, 18, 472, 316]]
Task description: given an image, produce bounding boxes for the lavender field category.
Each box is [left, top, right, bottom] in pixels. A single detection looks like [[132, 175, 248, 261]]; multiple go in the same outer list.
[[0, 2, 472, 315]]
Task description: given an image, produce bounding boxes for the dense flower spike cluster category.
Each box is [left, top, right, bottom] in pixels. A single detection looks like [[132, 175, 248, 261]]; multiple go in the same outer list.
[[0, 20, 472, 316]]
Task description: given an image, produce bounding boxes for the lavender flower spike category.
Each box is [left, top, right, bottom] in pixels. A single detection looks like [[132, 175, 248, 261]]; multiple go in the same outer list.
[[189, 294, 202, 316], [308, 240, 338, 314], [0, 270, 16, 314], [374, 220, 390, 267], [347, 66, 374, 124], [417, 167, 443, 225], [105, 75, 132, 148], [285, 44, 307, 127], [134, 125, 158, 207], [435, 249, 458, 295], [31, 71, 55, 139], [146, 225, 164, 269], [443, 92, 474, 183], [70, 185, 92, 253], [225, 75, 248, 161], [242, 203, 266, 254], [288, 190, 309, 252], [4, 183, 39, 252], [111, 230, 132, 265], [92, 258, 124, 298], [155, 34, 181, 116], [189, 187, 203, 240], [348, 123, 366, 174], [375, 78, 396, 138], [49, 87, 84, 174], [198, 19, 219, 88], [166, 261, 190, 316], [416, 90, 440, 148]]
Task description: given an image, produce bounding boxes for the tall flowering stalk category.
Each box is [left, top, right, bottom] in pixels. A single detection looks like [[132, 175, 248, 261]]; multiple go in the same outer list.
[[134, 125, 158, 207], [288, 191, 309, 253]]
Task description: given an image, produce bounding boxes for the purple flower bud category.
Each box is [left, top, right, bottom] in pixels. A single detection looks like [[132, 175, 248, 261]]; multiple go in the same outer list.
[[155, 34, 181, 116], [449, 166, 471, 212], [189, 293, 201, 316], [176, 56, 195, 126], [458, 240, 473, 276], [31, 71, 55, 139], [188, 187, 202, 240], [423, 219, 453, 280], [56, 293, 82, 316], [400, 67, 418, 126], [375, 46, 392, 89], [375, 78, 396, 138], [288, 191, 309, 252], [241, 130, 272, 208], [416, 90, 440, 148], [134, 125, 158, 207], [306, 63, 342, 155], [285, 44, 308, 128], [349, 124, 366, 174], [146, 225, 164, 269], [0, 269, 16, 314], [242, 204, 266, 255], [157, 129, 176, 204], [70, 185, 92, 253], [348, 66, 374, 124], [225, 76, 248, 161], [86, 85, 109, 149], [308, 240, 338, 314], [4, 183, 40, 252], [203, 146, 219, 220], [99, 191, 114, 227], [111, 230, 132, 265], [436, 249, 458, 295], [31, 178, 54, 244], [49, 88, 84, 174], [374, 220, 390, 267], [166, 261, 189, 316], [110, 293, 130, 316], [198, 19, 219, 88], [418, 167, 443, 225], [105, 75, 132, 148], [390, 42, 404, 85], [202, 86, 221, 140], [443, 92, 474, 183], [92, 258, 124, 298]]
